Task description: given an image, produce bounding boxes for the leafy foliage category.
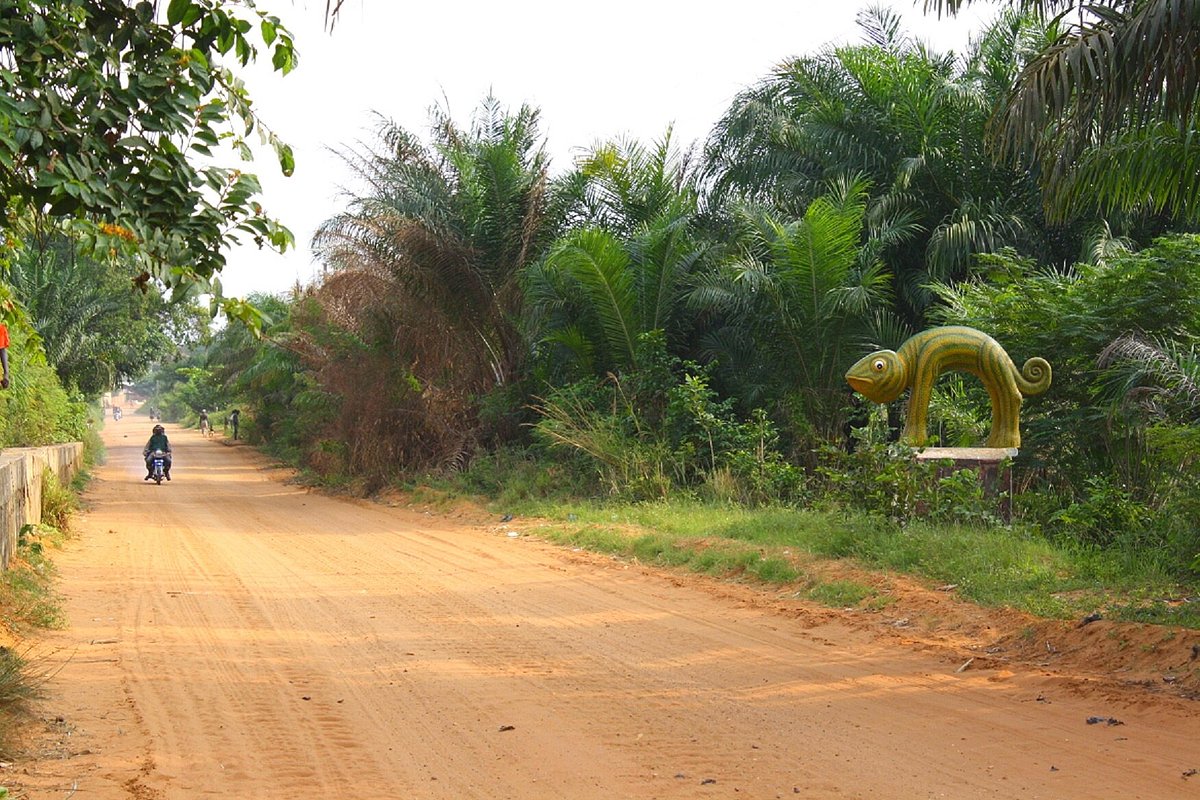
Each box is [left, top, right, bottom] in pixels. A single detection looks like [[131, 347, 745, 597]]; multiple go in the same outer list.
[[927, 0, 1200, 221], [532, 332, 805, 504], [0, 0, 297, 313], [703, 8, 1064, 322], [4, 227, 196, 395], [933, 234, 1200, 570], [526, 132, 712, 378], [691, 179, 891, 445]]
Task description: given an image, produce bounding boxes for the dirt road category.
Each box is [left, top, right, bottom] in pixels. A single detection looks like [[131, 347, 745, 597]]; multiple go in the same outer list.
[[7, 418, 1200, 798]]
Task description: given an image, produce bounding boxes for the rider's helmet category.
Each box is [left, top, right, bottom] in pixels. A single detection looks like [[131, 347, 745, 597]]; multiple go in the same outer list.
[[153, 424, 165, 434]]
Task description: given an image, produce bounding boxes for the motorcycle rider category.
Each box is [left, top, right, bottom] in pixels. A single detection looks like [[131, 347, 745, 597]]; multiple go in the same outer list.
[[143, 424, 172, 481]]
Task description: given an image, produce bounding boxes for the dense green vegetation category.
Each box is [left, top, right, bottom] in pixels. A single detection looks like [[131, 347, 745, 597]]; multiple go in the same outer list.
[[139, 5, 1200, 595], [0, 0, 296, 321]]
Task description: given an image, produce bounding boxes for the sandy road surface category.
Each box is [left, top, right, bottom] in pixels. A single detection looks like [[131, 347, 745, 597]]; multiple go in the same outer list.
[[7, 418, 1200, 799]]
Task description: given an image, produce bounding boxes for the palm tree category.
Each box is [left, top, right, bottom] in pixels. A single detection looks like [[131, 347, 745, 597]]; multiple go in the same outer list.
[[689, 178, 893, 442], [525, 132, 712, 377], [925, 0, 1200, 221], [1097, 333, 1200, 424], [703, 7, 1053, 324], [309, 96, 559, 472], [314, 96, 554, 391]]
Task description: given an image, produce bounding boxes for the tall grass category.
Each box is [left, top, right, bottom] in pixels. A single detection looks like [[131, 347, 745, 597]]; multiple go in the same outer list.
[[1, 525, 65, 632], [0, 645, 47, 759], [41, 472, 76, 533]]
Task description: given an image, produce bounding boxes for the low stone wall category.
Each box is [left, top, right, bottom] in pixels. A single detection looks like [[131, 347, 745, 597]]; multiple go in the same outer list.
[[0, 443, 84, 570]]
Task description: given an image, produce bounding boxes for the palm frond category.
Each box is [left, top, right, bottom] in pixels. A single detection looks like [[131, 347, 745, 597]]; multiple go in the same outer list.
[[1048, 122, 1200, 222], [1079, 220, 1135, 266], [925, 199, 1027, 280], [541, 228, 639, 369], [1097, 332, 1200, 422]]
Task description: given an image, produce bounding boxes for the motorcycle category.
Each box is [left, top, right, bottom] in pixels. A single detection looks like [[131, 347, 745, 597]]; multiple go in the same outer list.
[[148, 449, 168, 485]]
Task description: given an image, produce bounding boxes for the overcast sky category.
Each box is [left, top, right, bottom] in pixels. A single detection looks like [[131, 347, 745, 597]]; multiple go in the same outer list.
[[218, 0, 998, 298]]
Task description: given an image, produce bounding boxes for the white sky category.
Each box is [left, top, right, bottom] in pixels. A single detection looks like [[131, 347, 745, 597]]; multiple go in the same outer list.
[[218, 0, 998, 298]]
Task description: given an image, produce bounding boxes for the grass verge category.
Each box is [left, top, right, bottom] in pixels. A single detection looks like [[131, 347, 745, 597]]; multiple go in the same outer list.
[[475, 495, 1200, 628], [0, 523, 66, 760], [0, 461, 87, 764], [0, 525, 67, 633]]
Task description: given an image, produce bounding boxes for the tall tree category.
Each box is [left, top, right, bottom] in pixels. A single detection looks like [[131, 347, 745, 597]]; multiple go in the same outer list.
[[0, 0, 296, 312], [703, 7, 1065, 324], [308, 97, 558, 474], [925, 0, 1200, 221]]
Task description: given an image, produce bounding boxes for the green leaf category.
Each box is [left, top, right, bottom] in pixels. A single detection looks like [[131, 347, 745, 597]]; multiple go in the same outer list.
[[277, 143, 294, 176], [261, 20, 277, 45], [271, 41, 296, 74], [235, 36, 250, 64], [167, 0, 192, 26]]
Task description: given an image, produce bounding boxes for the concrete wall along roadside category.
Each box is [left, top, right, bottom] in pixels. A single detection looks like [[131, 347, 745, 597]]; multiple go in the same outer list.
[[0, 443, 84, 570]]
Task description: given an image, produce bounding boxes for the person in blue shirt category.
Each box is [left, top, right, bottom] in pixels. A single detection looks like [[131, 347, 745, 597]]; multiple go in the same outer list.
[[143, 424, 172, 480]]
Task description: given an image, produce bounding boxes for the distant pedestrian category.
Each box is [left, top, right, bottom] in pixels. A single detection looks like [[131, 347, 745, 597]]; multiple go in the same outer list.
[[229, 409, 240, 440], [0, 321, 9, 389]]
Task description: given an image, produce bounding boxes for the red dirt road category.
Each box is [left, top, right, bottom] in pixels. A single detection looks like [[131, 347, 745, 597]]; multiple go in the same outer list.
[[8, 419, 1200, 798]]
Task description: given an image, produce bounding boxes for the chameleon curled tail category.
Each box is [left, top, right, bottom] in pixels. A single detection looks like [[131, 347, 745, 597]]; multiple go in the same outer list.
[[846, 326, 1052, 449], [1015, 357, 1051, 397]]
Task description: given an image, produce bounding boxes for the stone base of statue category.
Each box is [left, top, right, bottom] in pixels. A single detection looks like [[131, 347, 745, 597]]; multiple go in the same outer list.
[[915, 447, 1017, 521]]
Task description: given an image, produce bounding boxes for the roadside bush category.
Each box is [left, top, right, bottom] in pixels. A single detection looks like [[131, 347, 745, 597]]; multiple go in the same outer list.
[[809, 440, 1004, 527], [533, 374, 671, 499], [811, 442, 930, 520], [932, 235, 1200, 574], [533, 334, 808, 503], [1048, 475, 1148, 547], [0, 293, 88, 447], [933, 239, 1198, 479]]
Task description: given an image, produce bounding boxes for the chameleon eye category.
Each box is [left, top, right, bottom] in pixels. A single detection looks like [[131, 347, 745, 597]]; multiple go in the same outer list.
[[873, 359, 885, 371]]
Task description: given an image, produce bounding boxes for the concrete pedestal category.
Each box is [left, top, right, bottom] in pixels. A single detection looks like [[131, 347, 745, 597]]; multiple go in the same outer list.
[[915, 447, 1016, 521]]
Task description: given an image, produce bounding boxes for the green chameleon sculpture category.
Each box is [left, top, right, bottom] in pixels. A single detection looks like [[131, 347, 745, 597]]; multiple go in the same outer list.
[[845, 326, 1051, 448]]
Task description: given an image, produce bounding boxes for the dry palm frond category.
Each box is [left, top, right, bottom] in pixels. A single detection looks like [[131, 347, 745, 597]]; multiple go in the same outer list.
[[1098, 333, 1200, 421]]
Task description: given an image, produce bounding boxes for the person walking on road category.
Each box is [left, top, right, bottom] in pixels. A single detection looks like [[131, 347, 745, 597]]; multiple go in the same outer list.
[[229, 409, 240, 440], [0, 320, 10, 389]]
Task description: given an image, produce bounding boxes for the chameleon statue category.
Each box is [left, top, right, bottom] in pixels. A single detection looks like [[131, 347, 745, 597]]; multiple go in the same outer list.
[[845, 326, 1051, 449]]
